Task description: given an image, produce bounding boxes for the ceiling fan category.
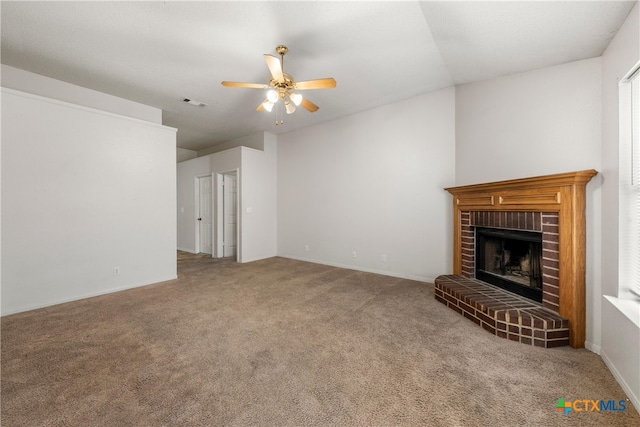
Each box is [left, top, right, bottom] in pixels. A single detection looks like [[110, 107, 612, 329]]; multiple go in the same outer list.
[[221, 45, 336, 123]]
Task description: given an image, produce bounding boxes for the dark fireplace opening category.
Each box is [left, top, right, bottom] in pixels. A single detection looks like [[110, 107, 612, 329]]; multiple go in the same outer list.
[[475, 227, 543, 303]]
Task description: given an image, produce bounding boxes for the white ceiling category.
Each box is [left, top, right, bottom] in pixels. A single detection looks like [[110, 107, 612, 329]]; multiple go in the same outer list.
[[1, 1, 635, 152]]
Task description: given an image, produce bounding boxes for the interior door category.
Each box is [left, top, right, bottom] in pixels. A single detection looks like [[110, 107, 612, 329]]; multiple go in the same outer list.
[[223, 173, 237, 257], [198, 176, 213, 254]]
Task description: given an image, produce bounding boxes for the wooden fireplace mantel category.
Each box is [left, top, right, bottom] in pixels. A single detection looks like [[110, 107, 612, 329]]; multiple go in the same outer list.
[[445, 169, 597, 348]]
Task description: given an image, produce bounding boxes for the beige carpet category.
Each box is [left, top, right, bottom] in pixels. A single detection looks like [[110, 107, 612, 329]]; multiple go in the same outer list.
[[2, 252, 638, 426]]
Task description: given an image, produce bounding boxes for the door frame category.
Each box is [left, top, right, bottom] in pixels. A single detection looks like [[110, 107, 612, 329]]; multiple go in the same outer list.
[[214, 168, 241, 262], [194, 173, 214, 256]]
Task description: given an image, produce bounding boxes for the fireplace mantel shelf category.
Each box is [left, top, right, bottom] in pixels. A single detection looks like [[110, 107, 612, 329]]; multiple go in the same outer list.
[[443, 169, 598, 348], [445, 170, 597, 211]]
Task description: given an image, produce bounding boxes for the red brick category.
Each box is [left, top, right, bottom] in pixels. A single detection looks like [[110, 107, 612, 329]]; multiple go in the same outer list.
[[547, 339, 570, 348], [547, 330, 569, 340], [481, 322, 496, 334], [449, 304, 463, 315], [533, 339, 546, 348], [477, 311, 496, 327], [463, 311, 481, 326]]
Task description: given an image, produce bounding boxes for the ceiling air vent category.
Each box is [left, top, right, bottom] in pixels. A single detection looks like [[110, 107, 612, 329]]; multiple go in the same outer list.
[[183, 98, 207, 107]]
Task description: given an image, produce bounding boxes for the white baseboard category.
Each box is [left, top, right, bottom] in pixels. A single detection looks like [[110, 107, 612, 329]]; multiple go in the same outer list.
[[601, 350, 640, 413], [177, 247, 198, 254], [1, 275, 178, 317], [278, 254, 432, 282], [585, 340, 601, 355]]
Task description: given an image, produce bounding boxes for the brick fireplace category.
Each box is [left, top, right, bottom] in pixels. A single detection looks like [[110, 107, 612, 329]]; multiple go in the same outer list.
[[436, 170, 597, 348]]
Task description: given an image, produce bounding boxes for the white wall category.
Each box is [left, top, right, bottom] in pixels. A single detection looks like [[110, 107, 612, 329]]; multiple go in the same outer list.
[[601, 1, 640, 411], [455, 58, 602, 185], [1, 88, 177, 315], [277, 88, 456, 281], [455, 58, 603, 350], [1, 65, 161, 124], [241, 135, 278, 262], [176, 134, 277, 263]]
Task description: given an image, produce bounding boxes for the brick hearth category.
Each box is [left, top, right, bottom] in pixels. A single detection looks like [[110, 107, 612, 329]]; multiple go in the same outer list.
[[434, 275, 569, 348]]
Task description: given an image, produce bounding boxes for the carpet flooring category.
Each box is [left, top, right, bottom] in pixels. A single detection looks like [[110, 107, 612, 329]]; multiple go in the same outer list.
[[2, 252, 639, 426]]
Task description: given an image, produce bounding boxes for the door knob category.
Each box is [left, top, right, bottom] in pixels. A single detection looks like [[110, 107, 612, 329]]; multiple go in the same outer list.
[[198, 218, 202, 221]]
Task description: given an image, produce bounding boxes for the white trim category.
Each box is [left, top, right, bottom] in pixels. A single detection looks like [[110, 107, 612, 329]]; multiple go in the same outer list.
[[584, 341, 601, 355], [214, 168, 241, 262], [0, 275, 178, 317], [618, 62, 640, 298], [621, 60, 640, 83], [278, 255, 431, 283], [601, 350, 640, 413], [194, 177, 201, 254], [604, 295, 640, 328], [194, 173, 215, 256], [0, 87, 176, 132], [177, 247, 198, 254], [214, 173, 223, 258]]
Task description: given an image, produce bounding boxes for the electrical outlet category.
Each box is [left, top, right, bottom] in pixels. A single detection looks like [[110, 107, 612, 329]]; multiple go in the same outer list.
[[352, 251, 357, 258], [381, 254, 387, 262], [113, 267, 120, 276]]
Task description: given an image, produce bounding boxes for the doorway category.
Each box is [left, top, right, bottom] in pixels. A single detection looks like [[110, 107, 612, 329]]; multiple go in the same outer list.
[[223, 172, 237, 257], [196, 175, 213, 254], [215, 170, 239, 261]]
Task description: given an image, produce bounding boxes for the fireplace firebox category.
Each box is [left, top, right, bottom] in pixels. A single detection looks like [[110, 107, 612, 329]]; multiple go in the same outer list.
[[475, 227, 542, 302]]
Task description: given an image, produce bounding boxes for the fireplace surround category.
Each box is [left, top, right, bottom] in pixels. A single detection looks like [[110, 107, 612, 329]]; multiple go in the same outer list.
[[437, 170, 597, 348]]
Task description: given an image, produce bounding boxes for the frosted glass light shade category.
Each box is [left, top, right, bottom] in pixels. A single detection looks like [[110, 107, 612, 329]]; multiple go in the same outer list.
[[266, 89, 278, 103], [262, 100, 274, 112], [289, 92, 303, 106], [285, 100, 296, 114]]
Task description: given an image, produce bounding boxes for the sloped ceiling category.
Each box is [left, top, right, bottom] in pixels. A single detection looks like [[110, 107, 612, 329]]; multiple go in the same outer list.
[[1, 1, 636, 151]]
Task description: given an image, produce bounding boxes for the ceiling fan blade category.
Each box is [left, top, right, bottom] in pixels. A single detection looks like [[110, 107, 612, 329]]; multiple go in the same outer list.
[[300, 97, 319, 112], [264, 54, 284, 83], [294, 78, 336, 90], [221, 81, 268, 89]]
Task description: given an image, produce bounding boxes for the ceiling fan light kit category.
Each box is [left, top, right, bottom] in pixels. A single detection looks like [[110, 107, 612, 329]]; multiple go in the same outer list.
[[221, 45, 336, 124], [261, 100, 274, 112]]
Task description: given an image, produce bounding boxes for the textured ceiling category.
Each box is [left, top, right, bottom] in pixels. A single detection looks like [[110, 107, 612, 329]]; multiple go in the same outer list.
[[1, 1, 636, 152]]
